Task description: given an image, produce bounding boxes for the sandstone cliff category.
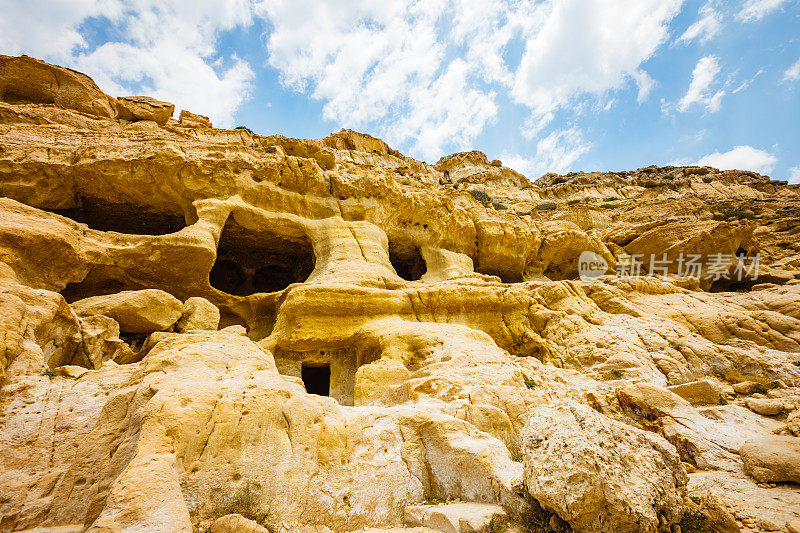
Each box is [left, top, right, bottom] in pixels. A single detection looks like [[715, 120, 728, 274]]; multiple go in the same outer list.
[[1, 55, 799, 533]]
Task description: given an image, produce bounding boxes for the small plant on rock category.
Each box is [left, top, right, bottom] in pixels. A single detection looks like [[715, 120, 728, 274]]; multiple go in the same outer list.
[[469, 189, 492, 203], [536, 202, 557, 211]]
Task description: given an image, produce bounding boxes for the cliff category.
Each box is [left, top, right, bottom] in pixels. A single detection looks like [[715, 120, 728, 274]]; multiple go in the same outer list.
[[1, 55, 799, 533]]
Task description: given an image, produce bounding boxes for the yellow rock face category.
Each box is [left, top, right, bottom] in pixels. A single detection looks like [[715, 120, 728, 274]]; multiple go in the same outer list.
[[1, 55, 800, 532]]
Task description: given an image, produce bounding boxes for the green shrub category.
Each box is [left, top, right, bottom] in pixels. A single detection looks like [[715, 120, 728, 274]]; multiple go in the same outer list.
[[234, 126, 253, 134], [603, 197, 618, 201], [536, 202, 557, 211], [42, 369, 56, 378], [567, 199, 581, 205], [679, 508, 715, 533], [491, 201, 508, 210], [551, 176, 567, 185], [469, 189, 492, 203], [720, 207, 755, 220], [599, 203, 617, 209], [524, 378, 537, 389]]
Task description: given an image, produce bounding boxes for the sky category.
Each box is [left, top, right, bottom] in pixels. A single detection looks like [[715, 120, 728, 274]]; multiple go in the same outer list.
[[1, 0, 799, 183]]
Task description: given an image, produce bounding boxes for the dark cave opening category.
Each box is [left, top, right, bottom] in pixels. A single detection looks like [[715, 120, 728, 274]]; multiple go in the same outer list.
[[51, 197, 187, 235], [61, 277, 128, 303], [301, 363, 330, 397], [209, 216, 315, 296], [388, 243, 426, 281]]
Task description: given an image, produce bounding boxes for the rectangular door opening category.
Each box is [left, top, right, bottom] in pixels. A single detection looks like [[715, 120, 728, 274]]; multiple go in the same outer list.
[[301, 363, 331, 397]]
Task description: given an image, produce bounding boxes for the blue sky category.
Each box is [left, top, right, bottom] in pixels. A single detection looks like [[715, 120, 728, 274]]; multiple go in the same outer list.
[[1, 0, 798, 182]]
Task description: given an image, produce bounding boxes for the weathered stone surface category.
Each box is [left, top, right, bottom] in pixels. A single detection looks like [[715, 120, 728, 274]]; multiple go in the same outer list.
[[0, 55, 116, 118], [179, 109, 211, 128], [746, 397, 785, 416], [71, 289, 183, 333], [209, 514, 272, 533], [403, 503, 508, 533], [176, 296, 220, 332], [1, 56, 800, 532], [522, 402, 687, 533], [666, 379, 725, 405], [116, 95, 174, 124], [740, 436, 800, 483]]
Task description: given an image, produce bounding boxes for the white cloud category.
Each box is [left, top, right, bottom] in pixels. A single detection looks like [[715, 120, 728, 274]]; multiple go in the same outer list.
[[502, 127, 591, 179], [677, 55, 725, 112], [694, 145, 777, 174], [259, 0, 681, 160], [511, 0, 682, 130], [631, 69, 657, 103], [677, 3, 722, 45], [785, 58, 800, 82], [258, 0, 507, 160], [789, 166, 800, 184], [0, 0, 255, 127], [735, 0, 789, 22], [0, 0, 123, 62]]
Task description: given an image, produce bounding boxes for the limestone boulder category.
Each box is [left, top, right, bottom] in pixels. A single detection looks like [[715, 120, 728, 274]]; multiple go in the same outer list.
[[788, 409, 800, 436], [740, 436, 800, 483], [179, 109, 211, 128], [116, 95, 174, 125], [746, 397, 785, 416], [209, 514, 272, 533], [0, 54, 116, 117], [666, 379, 725, 405], [176, 296, 220, 332], [522, 402, 687, 533], [78, 314, 134, 368], [403, 502, 509, 533], [71, 289, 183, 333]]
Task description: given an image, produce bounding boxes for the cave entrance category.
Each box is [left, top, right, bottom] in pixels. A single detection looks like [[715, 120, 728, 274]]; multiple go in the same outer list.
[[209, 216, 315, 295], [389, 242, 426, 281], [301, 363, 331, 397], [52, 196, 187, 235]]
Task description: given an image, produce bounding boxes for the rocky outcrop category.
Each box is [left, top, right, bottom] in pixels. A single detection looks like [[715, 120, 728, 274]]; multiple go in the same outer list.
[[740, 436, 800, 483], [0, 54, 117, 118], [179, 109, 211, 128], [1, 55, 799, 532], [71, 289, 184, 333], [116, 95, 175, 124], [522, 402, 687, 532]]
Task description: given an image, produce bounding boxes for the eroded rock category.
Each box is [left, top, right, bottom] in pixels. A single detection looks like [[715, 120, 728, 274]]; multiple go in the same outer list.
[[522, 402, 687, 533], [71, 289, 183, 333]]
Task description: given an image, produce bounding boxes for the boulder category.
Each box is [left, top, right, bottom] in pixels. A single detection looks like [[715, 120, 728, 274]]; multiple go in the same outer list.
[[179, 109, 211, 128], [78, 314, 134, 368], [54, 365, 89, 379], [71, 289, 183, 333], [117, 95, 174, 125], [666, 379, 725, 405], [176, 296, 220, 332], [733, 381, 764, 395], [403, 502, 509, 533], [209, 514, 272, 533], [787, 409, 800, 437], [740, 436, 800, 483], [522, 402, 687, 533], [746, 397, 785, 416], [0, 54, 116, 117]]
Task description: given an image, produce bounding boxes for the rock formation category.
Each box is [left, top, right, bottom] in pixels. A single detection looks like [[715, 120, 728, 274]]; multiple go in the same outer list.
[[0, 54, 799, 533]]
